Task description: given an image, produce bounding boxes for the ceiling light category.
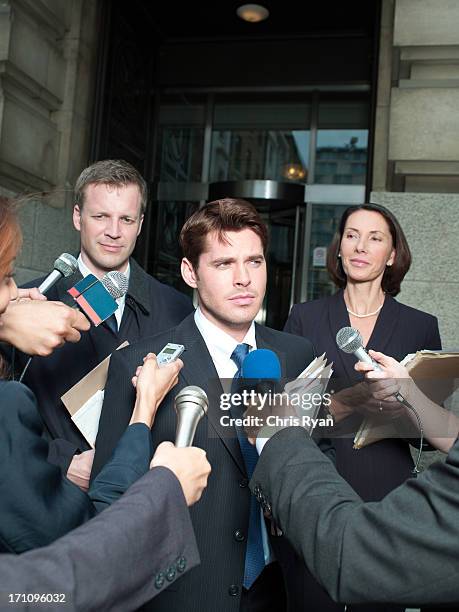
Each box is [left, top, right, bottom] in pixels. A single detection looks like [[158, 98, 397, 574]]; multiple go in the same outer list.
[[236, 4, 270, 23]]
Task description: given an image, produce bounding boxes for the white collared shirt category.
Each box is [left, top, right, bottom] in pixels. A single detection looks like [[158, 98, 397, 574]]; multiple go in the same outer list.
[[194, 307, 273, 566], [194, 306, 257, 379], [77, 255, 130, 330]]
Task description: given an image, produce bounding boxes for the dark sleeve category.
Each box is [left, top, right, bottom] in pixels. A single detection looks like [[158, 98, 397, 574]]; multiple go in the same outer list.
[[47, 438, 81, 474], [251, 427, 459, 606], [0, 383, 95, 554], [0, 467, 200, 612], [425, 315, 442, 350], [283, 304, 303, 336], [89, 423, 153, 512]]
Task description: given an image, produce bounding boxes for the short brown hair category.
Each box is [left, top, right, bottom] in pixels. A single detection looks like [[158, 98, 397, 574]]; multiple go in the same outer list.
[[326, 203, 411, 297], [0, 196, 22, 279], [180, 198, 268, 269], [74, 159, 148, 214]]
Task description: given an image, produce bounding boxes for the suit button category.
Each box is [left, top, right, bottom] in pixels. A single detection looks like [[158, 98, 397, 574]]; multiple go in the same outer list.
[[166, 566, 176, 582], [233, 529, 245, 542], [228, 584, 239, 596], [154, 572, 165, 589], [239, 478, 248, 488], [176, 556, 186, 572]]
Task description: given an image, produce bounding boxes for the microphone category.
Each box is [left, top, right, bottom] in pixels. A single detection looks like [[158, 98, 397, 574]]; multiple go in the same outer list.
[[102, 271, 129, 299], [67, 272, 128, 326], [17, 271, 128, 384], [241, 349, 281, 394], [336, 326, 382, 372], [38, 253, 78, 295], [336, 326, 424, 472], [174, 386, 208, 447]]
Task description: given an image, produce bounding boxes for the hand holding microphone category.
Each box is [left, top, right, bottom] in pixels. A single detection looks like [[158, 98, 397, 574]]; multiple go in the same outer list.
[[0, 300, 90, 356], [150, 384, 210, 506], [337, 326, 424, 471], [150, 442, 211, 506], [355, 349, 411, 410], [336, 326, 409, 411]]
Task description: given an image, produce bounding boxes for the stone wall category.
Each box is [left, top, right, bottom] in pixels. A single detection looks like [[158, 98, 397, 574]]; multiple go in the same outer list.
[[0, 0, 99, 283], [371, 192, 459, 350]]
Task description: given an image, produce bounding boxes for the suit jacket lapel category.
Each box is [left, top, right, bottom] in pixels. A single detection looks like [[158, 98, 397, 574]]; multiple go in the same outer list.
[[175, 316, 246, 475], [255, 324, 287, 375], [327, 290, 357, 384], [366, 295, 400, 354]]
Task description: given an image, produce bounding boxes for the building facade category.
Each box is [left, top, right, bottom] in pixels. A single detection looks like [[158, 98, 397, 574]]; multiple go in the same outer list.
[[0, 0, 457, 347]]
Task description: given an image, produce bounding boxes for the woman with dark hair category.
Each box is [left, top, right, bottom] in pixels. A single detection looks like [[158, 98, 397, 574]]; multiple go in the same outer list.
[[0, 196, 183, 554], [284, 203, 441, 612]]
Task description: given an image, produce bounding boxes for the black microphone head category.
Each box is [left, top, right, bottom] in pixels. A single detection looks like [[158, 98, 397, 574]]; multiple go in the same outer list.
[[174, 385, 208, 414], [54, 253, 78, 277], [336, 326, 363, 354], [101, 271, 129, 299]]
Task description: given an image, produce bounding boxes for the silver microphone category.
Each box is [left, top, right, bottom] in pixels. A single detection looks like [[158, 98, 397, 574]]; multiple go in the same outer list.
[[174, 386, 208, 447], [101, 271, 129, 299], [38, 253, 78, 294], [336, 326, 382, 371]]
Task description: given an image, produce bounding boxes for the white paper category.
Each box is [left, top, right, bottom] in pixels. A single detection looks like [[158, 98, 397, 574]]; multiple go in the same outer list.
[[71, 389, 105, 448]]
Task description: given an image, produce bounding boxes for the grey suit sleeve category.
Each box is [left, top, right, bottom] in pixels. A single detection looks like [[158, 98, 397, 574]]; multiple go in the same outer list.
[[0, 467, 199, 612], [250, 427, 459, 606]]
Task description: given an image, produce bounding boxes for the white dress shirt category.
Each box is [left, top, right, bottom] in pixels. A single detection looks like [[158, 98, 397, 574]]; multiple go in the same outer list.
[[77, 255, 130, 330], [194, 307, 273, 565]]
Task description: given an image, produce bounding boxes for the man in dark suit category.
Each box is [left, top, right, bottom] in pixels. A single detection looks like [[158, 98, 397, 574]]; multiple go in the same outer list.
[[92, 199, 320, 612], [0, 443, 209, 612], [4, 160, 193, 475], [250, 426, 459, 607]]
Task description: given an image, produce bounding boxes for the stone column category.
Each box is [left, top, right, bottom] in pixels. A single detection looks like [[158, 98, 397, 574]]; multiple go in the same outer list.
[[371, 0, 459, 349]]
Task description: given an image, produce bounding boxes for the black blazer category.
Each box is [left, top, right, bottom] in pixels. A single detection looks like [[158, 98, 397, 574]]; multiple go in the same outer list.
[[285, 290, 442, 387], [92, 313, 317, 612], [0, 380, 154, 554], [5, 258, 193, 470], [284, 290, 442, 500]]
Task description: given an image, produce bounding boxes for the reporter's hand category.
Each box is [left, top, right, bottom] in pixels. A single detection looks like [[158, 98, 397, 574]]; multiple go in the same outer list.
[[66, 449, 95, 491], [16, 287, 47, 301], [150, 441, 211, 506], [130, 354, 183, 427], [353, 350, 410, 417], [0, 300, 90, 355]]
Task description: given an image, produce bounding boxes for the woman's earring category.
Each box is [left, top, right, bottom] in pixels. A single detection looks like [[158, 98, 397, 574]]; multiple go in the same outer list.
[[338, 253, 341, 258]]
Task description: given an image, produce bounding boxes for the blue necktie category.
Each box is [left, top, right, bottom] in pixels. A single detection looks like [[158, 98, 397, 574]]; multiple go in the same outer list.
[[231, 343, 265, 589], [105, 314, 118, 334]]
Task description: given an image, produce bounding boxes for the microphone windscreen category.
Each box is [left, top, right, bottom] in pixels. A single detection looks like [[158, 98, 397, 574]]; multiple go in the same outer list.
[[175, 385, 208, 414], [101, 271, 128, 299], [241, 349, 281, 380], [336, 326, 363, 354], [54, 253, 78, 277]]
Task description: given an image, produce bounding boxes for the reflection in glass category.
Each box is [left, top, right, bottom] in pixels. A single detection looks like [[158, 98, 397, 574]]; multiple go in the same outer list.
[[315, 130, 368, 185], [307, 204, 348, 301], [256, 203, 298, 330], [157, 96, 206, 182], [210, 101, 310, 184], [149, 200, 199, 295]]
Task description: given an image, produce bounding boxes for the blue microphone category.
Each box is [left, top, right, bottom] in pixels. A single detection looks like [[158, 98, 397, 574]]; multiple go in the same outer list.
[[242, 349, 281, 393], [67, 272, 128, 326]]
